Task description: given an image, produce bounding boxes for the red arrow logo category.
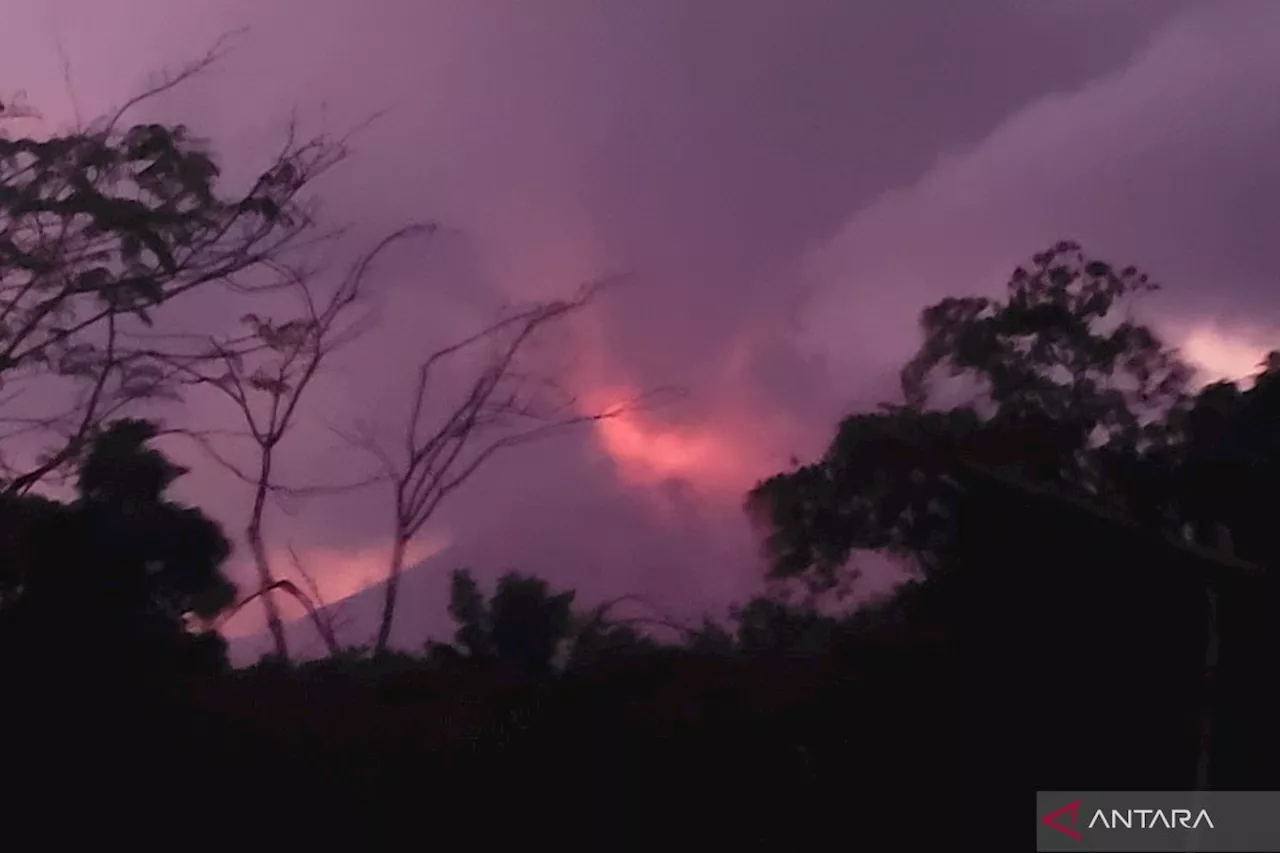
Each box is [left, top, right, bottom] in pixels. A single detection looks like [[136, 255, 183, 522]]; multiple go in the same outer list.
[[1043, 800, 1083, 840]]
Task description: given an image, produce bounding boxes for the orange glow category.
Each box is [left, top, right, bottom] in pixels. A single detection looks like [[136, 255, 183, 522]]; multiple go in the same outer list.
[[1180, 322, 1276, 386], [584, 386, 760, 495], [219, 532, 452, 638]]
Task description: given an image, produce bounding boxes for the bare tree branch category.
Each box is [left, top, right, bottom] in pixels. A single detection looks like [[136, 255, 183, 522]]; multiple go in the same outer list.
[[361, 274, 670, 655], [0, 34, 353, 500], [102, 28, 249, 137], [52, 24, 84, 132], [168, 224, 434, 659], [212, 577, 333, 656], [577, 593, 697, 642], [288, 546, 341, 655]]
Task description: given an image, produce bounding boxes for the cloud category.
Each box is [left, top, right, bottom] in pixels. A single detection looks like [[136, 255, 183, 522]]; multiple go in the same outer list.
[[1177, 321, 1279, 388], [797, 2, 1280, 396], [6, 0, 1257, 650]]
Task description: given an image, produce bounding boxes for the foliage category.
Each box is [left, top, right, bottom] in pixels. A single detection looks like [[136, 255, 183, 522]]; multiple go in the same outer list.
[[748, 241, 1197, 591], [732, 596, 838, 655], [1141, 353, 1280, 562], [684, 617, 737, 656], [9, 57, 634, 666], [901, 240, 1192, 448], [360, 275, 639, 657], [444, 568, 576, 679], [0, 222, 1269, 845], [0, 68, 341, 495], [566, 618, 661, 672], [0, 418, 235, 671]]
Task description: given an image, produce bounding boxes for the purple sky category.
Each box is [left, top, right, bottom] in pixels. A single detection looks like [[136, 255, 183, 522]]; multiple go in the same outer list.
[[4, 1, 1279, 660]]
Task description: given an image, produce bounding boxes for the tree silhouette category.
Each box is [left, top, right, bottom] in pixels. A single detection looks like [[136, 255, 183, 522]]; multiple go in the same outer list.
[[0, 37, 346, 499], [174, 225, 434, 660], [901, 240, 1191, 449], [443, 568, 576, 679], [732, 596, 837, 656], [447, 568, 494, 663], [1144, 353, 1280, 560], [0, 418, 235, 671], [566, 618, 661, 672], [489, 573, 575, 678], [748, 241, 1195, 592], [345, 276, 653, 657], [736, 243, 1280, 805]]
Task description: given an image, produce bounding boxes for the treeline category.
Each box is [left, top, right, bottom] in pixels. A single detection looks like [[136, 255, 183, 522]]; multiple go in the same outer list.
[[5, 45, 1272, 680]]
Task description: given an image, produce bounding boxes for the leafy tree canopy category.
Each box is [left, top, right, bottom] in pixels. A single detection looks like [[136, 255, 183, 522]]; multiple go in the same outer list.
[[444, 568, 576, 679], [748, 241, 1204, 592], [0, 71, 338, 494], [0, 418, 235, 671]]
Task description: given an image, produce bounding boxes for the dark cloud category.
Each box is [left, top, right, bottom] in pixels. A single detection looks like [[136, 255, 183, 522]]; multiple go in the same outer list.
[[4, 0, 1269, 656], [800, 1, 1280, 394]]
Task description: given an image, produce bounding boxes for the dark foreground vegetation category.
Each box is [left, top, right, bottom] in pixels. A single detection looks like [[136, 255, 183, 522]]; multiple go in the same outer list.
[[2, 54, 1277, 845]]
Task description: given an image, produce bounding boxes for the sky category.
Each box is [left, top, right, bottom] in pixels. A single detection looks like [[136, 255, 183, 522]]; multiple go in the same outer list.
[[2, 1, 1279, 661]]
